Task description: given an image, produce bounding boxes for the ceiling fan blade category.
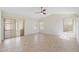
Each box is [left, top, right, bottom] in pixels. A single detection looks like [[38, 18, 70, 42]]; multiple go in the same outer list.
[[35, 7, 47, 15], [43, 9, 46, 11], [43, 12, 46, 15]]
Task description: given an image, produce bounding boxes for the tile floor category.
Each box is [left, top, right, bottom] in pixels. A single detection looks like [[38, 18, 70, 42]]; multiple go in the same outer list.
[[0, 33, 79, 52]]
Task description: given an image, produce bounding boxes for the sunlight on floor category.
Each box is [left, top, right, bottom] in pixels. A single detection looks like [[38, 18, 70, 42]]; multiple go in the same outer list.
[[3, 37, 22, 48], [59, 32, 75, 40]]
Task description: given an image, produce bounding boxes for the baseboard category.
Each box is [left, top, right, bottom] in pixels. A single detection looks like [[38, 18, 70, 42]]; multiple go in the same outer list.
[[41, 32, 58, 36], [24, 32, 40, 36]]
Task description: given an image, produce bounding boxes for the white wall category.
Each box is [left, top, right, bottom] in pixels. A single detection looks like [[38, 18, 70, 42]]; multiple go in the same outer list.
[[0, 10, 4, 41], [15, 16, 39, 36], [39, 14, 64, 35], [39, 14, 75, 35], [75, 16, 79, 44], [0, 10, 1, 40], [24, 18, 39, 35]]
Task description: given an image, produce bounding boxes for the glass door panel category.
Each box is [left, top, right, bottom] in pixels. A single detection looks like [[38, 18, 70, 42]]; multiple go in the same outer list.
[[4, 18, 16, 39]]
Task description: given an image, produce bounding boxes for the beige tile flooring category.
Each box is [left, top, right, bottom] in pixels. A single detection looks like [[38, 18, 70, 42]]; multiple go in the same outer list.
[[0, 33, 79, 52]]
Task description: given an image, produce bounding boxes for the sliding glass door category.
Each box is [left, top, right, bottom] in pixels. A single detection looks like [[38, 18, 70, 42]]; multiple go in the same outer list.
[[4, 17, 16, 39]]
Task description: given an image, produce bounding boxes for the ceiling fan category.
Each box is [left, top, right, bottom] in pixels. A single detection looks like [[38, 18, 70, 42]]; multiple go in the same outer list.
[[35, 7, 47, 15]]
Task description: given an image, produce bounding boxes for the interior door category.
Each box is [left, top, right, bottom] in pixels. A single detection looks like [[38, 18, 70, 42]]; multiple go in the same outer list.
[[4, 17, 16, 39]]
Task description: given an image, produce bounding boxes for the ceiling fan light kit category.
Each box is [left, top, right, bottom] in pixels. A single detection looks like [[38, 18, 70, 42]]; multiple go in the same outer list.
[[35, 7, 47, 15]]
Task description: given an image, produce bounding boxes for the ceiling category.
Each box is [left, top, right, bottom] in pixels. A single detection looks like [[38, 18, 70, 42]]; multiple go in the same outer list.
[[0, 7, 79, 19]]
